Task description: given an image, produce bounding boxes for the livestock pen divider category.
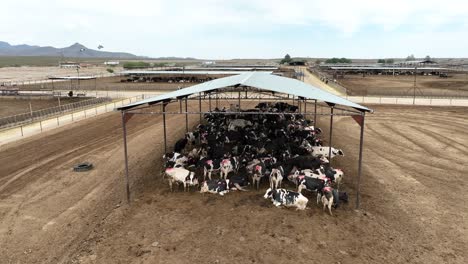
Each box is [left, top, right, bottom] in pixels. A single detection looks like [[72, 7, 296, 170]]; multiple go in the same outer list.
[[0, 95, 144, 146]]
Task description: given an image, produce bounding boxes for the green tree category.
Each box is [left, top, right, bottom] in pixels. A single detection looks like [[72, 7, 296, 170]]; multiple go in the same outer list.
[[425, 55, 431, 61], [386, 58, 394, 64], [123, 61, 151, 69], [377, 59, 386, 63], [325, 57, 352, 64], [280, 54, 292, 64], [106, 68, 114, 73], [406, 54, 415, 61]]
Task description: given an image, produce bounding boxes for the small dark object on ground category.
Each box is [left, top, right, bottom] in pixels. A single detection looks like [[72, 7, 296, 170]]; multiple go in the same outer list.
[[339, 192, 349, 203], [73, 162, 93, 172]]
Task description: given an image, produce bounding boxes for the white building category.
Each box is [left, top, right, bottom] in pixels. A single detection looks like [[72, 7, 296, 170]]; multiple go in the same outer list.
[[104, 61, 120, 66]]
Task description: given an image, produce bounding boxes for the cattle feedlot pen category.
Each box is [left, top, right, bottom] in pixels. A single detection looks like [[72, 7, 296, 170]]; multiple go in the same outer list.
[[118, 73, 370, 209]]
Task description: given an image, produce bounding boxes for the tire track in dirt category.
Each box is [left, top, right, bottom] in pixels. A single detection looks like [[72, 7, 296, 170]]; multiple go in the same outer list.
[[0, 111, 186, 263], [366, 122, 466, 174], [409, 125, 468, 156]]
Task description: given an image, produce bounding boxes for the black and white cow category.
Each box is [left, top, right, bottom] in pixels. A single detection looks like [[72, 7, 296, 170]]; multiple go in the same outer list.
[[186, 131, 199, 145], [228, 119, 252, 131], [317, 186, 339, 216], [317, 165, 344, 190], [311, 146, 344, 159], [269, 166, 284, 190], [297, 176, 329, 196], [220, 157, 239, 179], [263, 188, 308, 210], [200, 179, 230, 196], [200, 158, 222, 180], [250, 163, 265, 190]]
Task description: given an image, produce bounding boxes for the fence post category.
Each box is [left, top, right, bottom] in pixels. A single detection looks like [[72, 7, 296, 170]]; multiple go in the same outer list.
[[57, 117, 59, 126], [84, 110, 87, 118], [20, 125, 24, 136], [72, 112, 74, 121]]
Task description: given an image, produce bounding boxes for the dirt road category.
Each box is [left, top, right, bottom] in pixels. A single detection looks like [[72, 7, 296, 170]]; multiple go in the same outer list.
[[0, 104, 467, 263]]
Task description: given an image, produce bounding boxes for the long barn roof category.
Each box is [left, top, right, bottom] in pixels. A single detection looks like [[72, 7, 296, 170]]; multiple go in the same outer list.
[[117, 72, 371, 112]]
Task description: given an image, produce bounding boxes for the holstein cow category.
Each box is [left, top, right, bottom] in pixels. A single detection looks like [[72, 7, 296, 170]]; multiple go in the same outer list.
[[317, 165, 345, 190], [263, 188, 308, 210], [165, 167, 199, 192], [269, 166, 284, 189], [186, 131, 199, 145], [251, 163, 265, 190], [200, 179, 230, 196], [297, 176, 330, 203], [220, 157, 239, 179], [311, 146, 344, 159], [317, 186, 339, 216], [200, 158, 222, 181], [228, 119, 252, 131]]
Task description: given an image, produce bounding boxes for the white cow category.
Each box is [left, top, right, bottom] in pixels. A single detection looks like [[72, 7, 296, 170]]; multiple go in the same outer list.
[[228, 119, 252, 131], [269, 167, 284, 190], [311, 146, 344, 159], [165, 167, 199, 192], [318, 186, 335, 216]]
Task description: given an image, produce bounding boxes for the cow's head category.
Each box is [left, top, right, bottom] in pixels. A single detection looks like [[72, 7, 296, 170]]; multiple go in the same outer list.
[[186, 172, 199, 186], [319, 156, 329, 164], [264, 188, 273, 199], [297, 181, 306, 193], [200, 181, 209, 193]]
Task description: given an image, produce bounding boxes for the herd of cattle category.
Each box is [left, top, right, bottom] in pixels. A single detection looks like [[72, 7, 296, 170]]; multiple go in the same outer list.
[[121, 76, 215, 83], [163, 102, 348, 215]]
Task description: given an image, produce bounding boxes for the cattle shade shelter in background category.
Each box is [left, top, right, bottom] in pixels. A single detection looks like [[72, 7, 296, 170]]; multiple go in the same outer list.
[[117, 72, 372, 208]]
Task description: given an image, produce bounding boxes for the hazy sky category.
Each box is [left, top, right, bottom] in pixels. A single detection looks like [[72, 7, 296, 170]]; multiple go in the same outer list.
[[2, 0, 468, 59]]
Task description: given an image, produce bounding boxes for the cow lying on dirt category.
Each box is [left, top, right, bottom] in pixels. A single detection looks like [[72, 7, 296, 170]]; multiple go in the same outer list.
[[311, 146, 344, 159], [263, 188, 308, 210], [200, 178, 248, 196], [164, 167, 199, 192]]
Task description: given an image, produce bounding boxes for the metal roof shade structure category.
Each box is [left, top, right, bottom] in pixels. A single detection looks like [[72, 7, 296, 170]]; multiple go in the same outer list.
[[48, 76, 96, 80], [117, 72, 371, 112], [117, 72, 370, 210], [120, 70, 273, 75]]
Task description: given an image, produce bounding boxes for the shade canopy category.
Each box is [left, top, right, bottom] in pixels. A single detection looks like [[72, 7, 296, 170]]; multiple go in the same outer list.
[[117, 72, 371, 112]]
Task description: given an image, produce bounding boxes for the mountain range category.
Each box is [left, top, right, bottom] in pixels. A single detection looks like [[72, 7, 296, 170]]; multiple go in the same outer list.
[[0, 41, 139, 58]]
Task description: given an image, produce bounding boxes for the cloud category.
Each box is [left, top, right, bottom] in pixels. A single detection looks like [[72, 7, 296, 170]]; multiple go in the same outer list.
[[1, 0, 468, 58]]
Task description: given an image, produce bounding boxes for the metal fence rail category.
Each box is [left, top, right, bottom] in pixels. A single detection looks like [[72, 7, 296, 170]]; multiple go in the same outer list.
[[0, 97, 112, 129]]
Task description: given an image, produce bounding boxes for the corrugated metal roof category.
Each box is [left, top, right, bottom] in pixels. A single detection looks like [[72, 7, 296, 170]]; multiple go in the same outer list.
[[117, 72, 370, 112], [330, 67, 445, 70], [48, 76, 96, 80], [120, 70, 272, 75]]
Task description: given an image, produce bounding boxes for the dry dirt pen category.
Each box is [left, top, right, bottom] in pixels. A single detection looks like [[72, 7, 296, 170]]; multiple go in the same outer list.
[[339, 73, 468, 97], [13, 76, 205, 92], [0, 104, 467, 264], [0, 96, 90, 118]]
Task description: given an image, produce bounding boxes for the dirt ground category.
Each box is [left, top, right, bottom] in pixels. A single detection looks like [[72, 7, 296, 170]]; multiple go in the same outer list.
[[0, 97, 90, 118], [8, 76, 202, 93], [0, 103, 467, 264], [0, 66, 120, 84], [339, 73, 468, 97]]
